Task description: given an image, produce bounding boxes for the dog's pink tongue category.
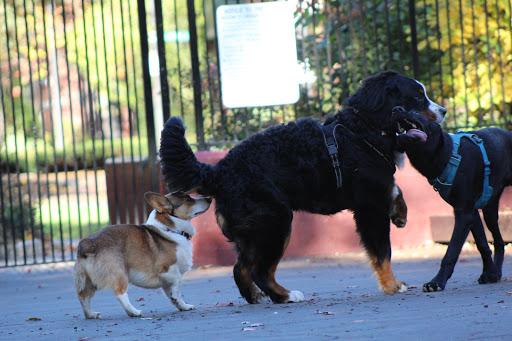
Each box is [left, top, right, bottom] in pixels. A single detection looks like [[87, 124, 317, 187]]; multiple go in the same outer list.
[[407, 129, 427, 142]]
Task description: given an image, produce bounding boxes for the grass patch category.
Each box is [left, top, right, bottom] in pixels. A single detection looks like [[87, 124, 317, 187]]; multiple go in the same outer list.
[[39, 196, 109, 241]]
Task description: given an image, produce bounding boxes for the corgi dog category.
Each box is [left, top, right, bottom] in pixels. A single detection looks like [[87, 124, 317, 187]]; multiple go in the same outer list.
[[74, 191, 211, 319]]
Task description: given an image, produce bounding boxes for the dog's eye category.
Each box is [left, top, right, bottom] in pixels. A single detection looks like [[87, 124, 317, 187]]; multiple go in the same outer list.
[[415, 95, 423, 101]]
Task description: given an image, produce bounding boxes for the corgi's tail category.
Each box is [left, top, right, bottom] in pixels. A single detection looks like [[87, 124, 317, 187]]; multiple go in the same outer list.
[[159, 117, 216, 196], [74, 260, 89, 294], [74, 238, 95, 293]]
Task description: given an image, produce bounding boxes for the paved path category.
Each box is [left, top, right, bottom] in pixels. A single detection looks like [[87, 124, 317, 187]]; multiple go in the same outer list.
[[1, 248, 511, 340]]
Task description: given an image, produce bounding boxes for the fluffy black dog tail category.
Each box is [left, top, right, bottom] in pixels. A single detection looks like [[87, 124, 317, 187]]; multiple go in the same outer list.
[[159, 117, 216, 196]]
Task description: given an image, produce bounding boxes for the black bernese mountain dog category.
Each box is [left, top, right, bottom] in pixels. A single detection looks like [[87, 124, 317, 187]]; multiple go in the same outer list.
[[159, 71, 446, 304]]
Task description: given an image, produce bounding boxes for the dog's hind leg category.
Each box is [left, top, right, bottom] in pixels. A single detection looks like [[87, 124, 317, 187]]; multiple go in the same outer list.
[[113, 274, 142, 317], [233, 245, 268, 304], [482, 198, 505, 280], [252, 233, 305, 304], [74, 262, 101, 319], [424, 208, 474, 292], [354, 209, 407, 294], [221, 210, 271, 304], [469, 210, 500, 284]]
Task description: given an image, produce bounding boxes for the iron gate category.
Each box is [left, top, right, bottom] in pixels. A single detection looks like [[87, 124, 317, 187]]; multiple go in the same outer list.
[[1, 0, 511, 267]]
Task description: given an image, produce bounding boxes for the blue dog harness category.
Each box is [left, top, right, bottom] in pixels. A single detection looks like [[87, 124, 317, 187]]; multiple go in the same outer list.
[[428, 132, 493, 209]]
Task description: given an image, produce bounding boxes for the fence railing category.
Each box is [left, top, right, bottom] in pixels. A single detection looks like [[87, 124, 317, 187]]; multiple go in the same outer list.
[[1, 0, 511, 267]]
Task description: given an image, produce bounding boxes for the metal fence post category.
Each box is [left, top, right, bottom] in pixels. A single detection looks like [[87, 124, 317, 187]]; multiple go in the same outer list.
[[187, 0, 205, 150], [154, 0, 170, 122], [408, 0, 420, 79], [137, 0, 159, 191]]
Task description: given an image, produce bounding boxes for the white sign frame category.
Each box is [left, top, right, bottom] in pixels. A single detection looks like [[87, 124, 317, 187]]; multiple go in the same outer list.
[[216, 1, 300, 108]]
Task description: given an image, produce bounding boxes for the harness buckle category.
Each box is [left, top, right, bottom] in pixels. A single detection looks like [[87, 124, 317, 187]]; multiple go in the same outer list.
[[448, 154, 461, 166], [327, 144, 338, 155], [321, 123, 343, 190]]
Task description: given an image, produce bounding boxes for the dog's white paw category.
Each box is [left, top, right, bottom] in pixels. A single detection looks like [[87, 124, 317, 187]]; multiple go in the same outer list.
[[85, 312, 101, 319], [127, 309, 143, 317], [253, 293, 271, 304], [398, 283, 408, 293], [287, 290, 305, 303], [179, 304, 196, 311]]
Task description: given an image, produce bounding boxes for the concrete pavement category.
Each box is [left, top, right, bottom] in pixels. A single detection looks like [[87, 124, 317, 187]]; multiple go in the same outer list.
[[1, 246, 511, 340]]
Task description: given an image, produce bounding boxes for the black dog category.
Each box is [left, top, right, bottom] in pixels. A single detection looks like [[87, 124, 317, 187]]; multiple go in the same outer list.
[[396, 108, 509, 292], [159, 71, 445, 304]]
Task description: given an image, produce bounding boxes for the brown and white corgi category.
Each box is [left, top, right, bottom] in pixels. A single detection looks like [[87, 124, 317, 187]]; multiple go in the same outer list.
[[74, 191, 211, 319]]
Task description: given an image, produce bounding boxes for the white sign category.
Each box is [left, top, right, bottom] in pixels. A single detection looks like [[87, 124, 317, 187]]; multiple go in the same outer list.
[[216, 2, 299, 108]]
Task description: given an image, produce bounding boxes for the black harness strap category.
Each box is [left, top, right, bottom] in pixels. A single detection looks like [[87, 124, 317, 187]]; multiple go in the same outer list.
[[321, 119, 397, 190], [321, 122, 343, 189]]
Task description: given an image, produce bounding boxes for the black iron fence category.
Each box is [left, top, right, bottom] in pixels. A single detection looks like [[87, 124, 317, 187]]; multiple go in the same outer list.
[[1, 0, 511, 267]]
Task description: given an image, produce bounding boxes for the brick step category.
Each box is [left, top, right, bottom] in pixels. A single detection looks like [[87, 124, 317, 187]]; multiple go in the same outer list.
[[430, 212, 512, 243]]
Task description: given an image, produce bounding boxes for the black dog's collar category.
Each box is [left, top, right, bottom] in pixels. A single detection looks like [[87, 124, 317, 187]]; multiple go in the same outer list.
[[336, 122, 394, 166], [349, 107, 387, 136]]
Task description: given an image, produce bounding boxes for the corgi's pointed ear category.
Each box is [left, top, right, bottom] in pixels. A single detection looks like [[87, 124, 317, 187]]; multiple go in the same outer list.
[[144, 192, 171, 213]]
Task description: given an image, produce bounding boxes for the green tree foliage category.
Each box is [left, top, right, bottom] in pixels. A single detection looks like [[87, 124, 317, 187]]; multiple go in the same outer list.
[[422, 0, 512, 128], [294, 0, 511, 129]]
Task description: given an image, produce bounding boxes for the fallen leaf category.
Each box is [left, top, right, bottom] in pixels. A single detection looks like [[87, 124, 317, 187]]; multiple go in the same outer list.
[[506, 291, 512, 296], [78, 338, 91, 341], [136, 298, 145, 301], [216, 302, 234, 307], [241, 321, 251, 325], [353, 320, 365, 323], [459, 259, 468, 263], [315, 311, 336, 315], [209, 290, 221, 293], [141, 317, 155, 320], [249, 323, 264, 327], [242, 328, 256, 332], [27, 317, 42, 321]]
